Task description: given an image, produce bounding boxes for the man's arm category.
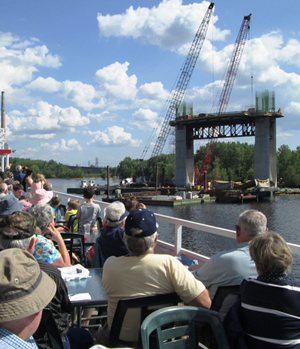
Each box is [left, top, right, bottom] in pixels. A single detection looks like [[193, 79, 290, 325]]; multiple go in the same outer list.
[[188, 288, 211, 309]]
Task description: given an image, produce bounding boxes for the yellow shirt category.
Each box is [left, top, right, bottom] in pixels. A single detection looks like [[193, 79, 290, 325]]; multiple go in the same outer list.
[[65, 209, 78, 232], [103, 254, 205, 342]]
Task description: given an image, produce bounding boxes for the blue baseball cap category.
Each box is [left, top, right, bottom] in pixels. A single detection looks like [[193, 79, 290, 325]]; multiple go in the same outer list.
[[125, 208, 157, 237], [0, 195, 23, 218]]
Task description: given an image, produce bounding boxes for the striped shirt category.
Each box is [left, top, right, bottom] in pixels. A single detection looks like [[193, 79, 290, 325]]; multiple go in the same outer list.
[[241, 277, 300, 348], [0, 327, 38, 349]]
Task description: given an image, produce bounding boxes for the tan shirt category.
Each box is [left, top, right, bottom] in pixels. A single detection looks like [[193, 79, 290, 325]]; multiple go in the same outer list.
[[103, 254, 206, 342]]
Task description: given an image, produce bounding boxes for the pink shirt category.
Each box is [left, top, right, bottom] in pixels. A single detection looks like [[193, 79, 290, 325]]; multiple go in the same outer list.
[[30, 181, 45, 196]]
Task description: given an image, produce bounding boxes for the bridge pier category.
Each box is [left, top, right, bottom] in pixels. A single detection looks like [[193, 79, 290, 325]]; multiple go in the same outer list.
[[254, 116, 277, 186], [175, 125, 194, 187], [172, 111, 282, 187]]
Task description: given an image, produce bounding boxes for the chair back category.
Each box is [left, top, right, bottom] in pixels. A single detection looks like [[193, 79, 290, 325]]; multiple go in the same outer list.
[[62, 232, 86, 266], [41, 308, 63, 349], [141, 306, 230, 349], [59, 204, 66, 217], [211, 285, 240, 312], [67, 214, 78, 232], [109, 293, 181, 348], [97, 216, 103, 232]]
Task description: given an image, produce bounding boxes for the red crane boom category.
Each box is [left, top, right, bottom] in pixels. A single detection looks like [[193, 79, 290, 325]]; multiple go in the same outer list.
[[195, 14, 251, 186]]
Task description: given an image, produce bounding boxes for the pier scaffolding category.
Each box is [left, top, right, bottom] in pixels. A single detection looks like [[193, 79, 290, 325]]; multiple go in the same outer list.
[[171, 91, 283, 187]]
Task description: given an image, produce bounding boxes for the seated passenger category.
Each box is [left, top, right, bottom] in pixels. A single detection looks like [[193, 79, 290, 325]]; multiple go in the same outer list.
[[0, 194, 23, 219], [19, 192, 33, 212], [65, 199, 80, 232], [236, 232, 300, 349], [92, 201, 129, 267], [0, 248, 56, 348], [0, 182, 8, 200], [95, 208, 211, 346], [31, 173, 46, 196], [0, 212, 93, 349], [30, 188, 53, 208], [31, 203, 71, 267], [192, 210, 267, 318], [76, 187, 101, 234], [51, 196, 62, 220], [12, 183, 24, 200]]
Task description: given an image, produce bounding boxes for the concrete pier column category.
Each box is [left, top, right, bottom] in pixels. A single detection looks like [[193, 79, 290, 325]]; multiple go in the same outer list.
[[175, 125, 194, 186], [254, 116, 277, 186]]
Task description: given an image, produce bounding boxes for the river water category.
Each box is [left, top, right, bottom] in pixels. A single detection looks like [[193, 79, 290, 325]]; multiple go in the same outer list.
[[49, 178, 300, 280]]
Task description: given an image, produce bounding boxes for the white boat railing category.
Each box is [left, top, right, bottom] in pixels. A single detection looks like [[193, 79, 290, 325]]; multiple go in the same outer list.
[[54, 191, 300, 264]]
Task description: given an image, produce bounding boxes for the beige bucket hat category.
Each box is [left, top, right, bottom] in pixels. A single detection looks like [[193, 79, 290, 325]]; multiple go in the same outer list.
[[0, 248, 56, 322]]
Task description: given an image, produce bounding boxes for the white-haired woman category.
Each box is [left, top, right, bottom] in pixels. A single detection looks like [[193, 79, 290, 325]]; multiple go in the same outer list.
[[31, 203, 71, 267]]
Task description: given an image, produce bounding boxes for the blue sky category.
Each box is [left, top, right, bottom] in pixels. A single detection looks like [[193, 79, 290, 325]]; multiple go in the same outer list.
[[0, 0, 300, 166]]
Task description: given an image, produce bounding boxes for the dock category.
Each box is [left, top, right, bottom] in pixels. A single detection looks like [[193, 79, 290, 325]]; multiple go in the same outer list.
[[103, 195, 215, 207]]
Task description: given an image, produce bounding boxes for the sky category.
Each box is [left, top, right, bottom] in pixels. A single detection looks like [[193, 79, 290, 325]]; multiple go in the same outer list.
[[0, 0, 300, 167]]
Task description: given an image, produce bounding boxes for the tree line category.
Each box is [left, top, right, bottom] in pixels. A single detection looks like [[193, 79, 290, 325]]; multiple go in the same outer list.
[[8, 142, 300, 187]]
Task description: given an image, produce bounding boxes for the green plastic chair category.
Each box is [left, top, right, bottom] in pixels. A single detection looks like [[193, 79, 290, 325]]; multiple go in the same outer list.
[[210, 285, 240, 312], [140, 306, 230, 349], [109, 293, 181, 348]]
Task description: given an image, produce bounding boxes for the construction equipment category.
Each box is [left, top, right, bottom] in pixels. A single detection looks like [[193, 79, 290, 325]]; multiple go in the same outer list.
[[140, 2, 215, 161], [195, 14, 252, 186]]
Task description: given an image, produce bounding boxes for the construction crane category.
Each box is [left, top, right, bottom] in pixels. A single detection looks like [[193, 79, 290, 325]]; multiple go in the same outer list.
[[140, 2, 214, 161], [195, 14, 252, 186]]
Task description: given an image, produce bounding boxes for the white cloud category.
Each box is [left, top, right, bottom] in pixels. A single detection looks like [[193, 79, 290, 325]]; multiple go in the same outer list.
[[87, 126, 142, 147], [26, 77, 62, 92], [61, 80, 107, 110], [6, 101, 89, 136], [285, 101, 300, 114], [28, 133, 56, 140], [131, 108, 158, 130], [41, 138, 83, 152], [0, 32, 62, 91], [97, 1, 229, 51], [87, 111, 116, 123], [22, 45, 61, 68], [95, 61, 137, 100]]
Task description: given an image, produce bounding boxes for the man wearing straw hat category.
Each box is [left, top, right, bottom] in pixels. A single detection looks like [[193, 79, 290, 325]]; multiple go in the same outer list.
[[0, 248, 56, 348]]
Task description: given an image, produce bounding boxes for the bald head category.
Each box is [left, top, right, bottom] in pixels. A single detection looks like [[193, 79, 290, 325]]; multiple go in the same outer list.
[[0, 183, 8, 194], [235, 209, 267, 243]]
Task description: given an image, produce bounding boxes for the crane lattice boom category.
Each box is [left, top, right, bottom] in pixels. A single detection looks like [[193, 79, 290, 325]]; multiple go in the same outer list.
[[195, 14, 251, 186], [217, 14, 251, 115], [149, 2, 214, 159]]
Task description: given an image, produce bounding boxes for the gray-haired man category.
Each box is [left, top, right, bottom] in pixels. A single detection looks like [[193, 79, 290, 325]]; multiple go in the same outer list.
[[192, 209, 268, 317], [95, 208, 211, 346]]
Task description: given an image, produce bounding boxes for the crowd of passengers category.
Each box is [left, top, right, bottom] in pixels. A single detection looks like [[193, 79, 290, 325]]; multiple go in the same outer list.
[[0, 164, 299, 349]]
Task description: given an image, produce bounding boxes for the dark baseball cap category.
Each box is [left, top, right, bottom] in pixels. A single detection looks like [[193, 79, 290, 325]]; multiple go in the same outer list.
[[125, 208, 157, 237], [0, 211, 40, 240]]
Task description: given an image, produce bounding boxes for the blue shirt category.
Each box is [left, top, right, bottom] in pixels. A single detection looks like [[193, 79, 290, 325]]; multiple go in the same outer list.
[[193, 242, 257, 299], [0, 327, 39, 348]]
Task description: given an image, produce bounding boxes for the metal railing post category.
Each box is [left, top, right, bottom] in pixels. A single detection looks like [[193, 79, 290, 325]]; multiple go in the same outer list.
[[174, 223, 182, 256]]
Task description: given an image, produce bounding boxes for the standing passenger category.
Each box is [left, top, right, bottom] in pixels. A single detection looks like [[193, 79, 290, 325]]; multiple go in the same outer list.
[[76, 187, 101, 234]]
